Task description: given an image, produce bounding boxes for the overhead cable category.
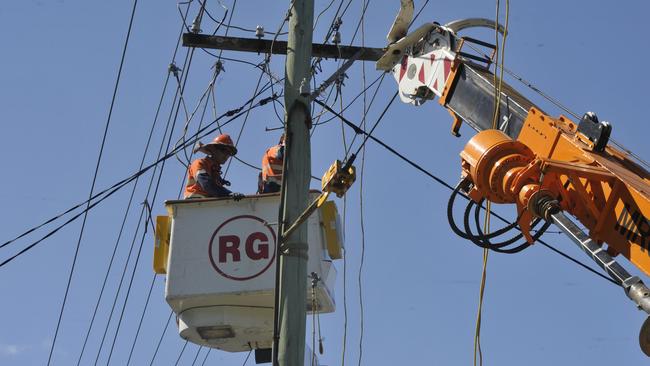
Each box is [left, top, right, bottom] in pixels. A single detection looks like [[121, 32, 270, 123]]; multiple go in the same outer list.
[[47, 1, 140, 364], [0, 90, 280, 269], [313, 99, 618, 286]]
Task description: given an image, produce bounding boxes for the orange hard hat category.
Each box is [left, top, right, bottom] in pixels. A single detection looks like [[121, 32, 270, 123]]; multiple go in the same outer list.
[[196, 133, 237, 155]]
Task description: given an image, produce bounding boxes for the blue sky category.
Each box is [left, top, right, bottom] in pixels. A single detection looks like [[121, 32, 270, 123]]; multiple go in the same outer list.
[[1, 0, 649, 365]]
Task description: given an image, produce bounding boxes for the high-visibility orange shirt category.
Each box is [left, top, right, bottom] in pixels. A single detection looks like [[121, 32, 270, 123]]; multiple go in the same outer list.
[[184, 157, 228, 198], [261, 144, 284, 185]]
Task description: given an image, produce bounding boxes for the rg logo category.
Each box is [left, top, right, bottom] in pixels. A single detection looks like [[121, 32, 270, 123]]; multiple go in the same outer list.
[[208, 215, 277, 280]]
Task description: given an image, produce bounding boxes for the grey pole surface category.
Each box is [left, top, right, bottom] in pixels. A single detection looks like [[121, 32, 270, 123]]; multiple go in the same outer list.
[[277, 0, 313, 365]]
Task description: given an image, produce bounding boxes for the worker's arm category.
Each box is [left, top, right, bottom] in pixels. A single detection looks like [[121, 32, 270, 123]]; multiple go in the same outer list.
[[196, 172, 233, 197]]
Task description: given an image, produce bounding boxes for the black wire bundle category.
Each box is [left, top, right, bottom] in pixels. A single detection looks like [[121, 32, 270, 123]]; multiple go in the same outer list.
[[447, 179, 551, 254]]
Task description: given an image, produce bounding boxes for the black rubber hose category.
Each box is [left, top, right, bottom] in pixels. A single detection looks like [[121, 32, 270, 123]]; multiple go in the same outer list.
[[447, 179, 472, 239], [446, 178, 551, 254], [462, 199, 525, 252]]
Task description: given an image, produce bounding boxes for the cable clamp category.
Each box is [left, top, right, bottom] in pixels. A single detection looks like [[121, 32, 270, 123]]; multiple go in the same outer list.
[[280, 242, 309, 259], [212, 60, 225, 76], [168, 63, 181, 77], [309, 272, 321, 288]]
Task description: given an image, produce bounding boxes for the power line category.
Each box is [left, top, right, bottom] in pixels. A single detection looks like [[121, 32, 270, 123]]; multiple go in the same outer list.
[[344, 73, 387, 156], [104, 43, 199, 365], [199, 349, 212, 366], [0, 89, 280, 269], [46, 1, 139, 364], [148, 311, 174, 366], [189, 345, 204, 366], [75, 11, 188, 361], [313, 99, 618, 286], [357, 4, 369, 365], [125, 274, 158, 365], [173, 340, 189, 365]]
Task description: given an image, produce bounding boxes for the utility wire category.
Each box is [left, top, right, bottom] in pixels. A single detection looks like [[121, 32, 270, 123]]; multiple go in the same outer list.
[[357, 4, 368, 365], [347, 91, 398, 160], [200, 349, 212, 366], [189, 345, 204, 366], [104, 44, 199, 365], [344, 73, 387, 157], [241, 349, 252, 365], [125, 274, 158, 365], [149, 311, 174, 366], [314, 100, 618, 286], [46, 1, 139, 364], [174, 340, 189, 366], [74, 8, 190, 360], [312, 73, 383, 127], [0, 87, 279, 269], [223, 68, 267, 177], [93, 28, 197, 365], [129, 25, 271, 360]]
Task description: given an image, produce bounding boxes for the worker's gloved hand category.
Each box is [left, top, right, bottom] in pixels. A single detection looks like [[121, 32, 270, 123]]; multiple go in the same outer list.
[[232, 193, 245, 201]]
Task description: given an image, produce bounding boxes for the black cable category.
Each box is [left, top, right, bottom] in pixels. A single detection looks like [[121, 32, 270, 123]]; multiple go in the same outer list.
[[92, 208, 147, 366], [203, 7, 288, 36], [106, 74, 275, 366], [105, 44, 199, 365], [199, 349, 212, 366], [313, 0, 337, 31], [189, 345, 204, 366], [94, 26, 197, 366], [271, 127, 290, 366], [75, 33, 179, 366], [46, 2, 139, 364], [174, 340, 189, 366], [148, 311, 174, 366], [224, 68, 267, 177], [0, 88, 280, 269], [118, 26, 283, 363], [461, 198, 534, 254], [130, 35, 278, 365], [538, 240, 617, 285], [344, 73, 387, 156], [175, 73, 216, 168], [125, 274, 158, 365], [348, 91, 398, 161], [410, 0, 431, 27], [313, 100, 618, 285], [241, 349, 252, 365], [216, 0, 238, 61], [347, 0, 370, 46], [311, 73, 383, 127]]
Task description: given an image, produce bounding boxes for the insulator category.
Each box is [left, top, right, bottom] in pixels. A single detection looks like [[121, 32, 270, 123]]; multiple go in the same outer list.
[[255, 25, 265, 38], [331, 31, 341, 45], [191, 15, 202, 34]]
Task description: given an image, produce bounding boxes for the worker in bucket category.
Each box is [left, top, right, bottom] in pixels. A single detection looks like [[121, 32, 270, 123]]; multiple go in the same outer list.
[[184, 133, 245, 200], [258, 134, 285, 194]]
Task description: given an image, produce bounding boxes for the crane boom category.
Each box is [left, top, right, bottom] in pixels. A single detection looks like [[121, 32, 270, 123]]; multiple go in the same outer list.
[[377, 14, 650, 355]]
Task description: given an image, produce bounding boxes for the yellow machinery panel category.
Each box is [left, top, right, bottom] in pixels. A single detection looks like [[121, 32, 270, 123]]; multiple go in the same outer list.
[[319, 201, 343, 259], [154, 215, 171, 274]]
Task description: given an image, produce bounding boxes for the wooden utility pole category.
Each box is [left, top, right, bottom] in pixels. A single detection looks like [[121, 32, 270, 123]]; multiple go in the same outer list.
[[276, 0, 313, 365]]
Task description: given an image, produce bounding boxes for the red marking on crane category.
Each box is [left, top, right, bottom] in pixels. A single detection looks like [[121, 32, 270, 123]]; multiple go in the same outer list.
[[418, 64, 426, 83], [444, 58, 452, 80], [430, 53, 436, 65], [399, 56, 408, 81], [433, 79, 438, 91]]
